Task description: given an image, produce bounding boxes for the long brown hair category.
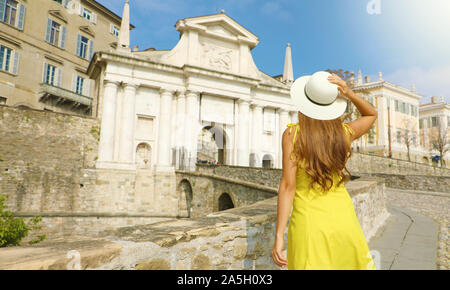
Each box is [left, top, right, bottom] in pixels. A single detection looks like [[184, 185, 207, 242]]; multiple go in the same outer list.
[[290, 112, 353, 193]]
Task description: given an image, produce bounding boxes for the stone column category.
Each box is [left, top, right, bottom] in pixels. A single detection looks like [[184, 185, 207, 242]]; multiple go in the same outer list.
[[155, 88, 175, 173], [290, 110, 298, 124], [279, 108, 290, 167], [184, 90, 199, 171], [424, 116, 429, 153], [251, 103, 263, 167], [118, 83, 137, 167], [237, 99, 250, 166], [175, 90, 186, 169], [97, 80, 118, 168]]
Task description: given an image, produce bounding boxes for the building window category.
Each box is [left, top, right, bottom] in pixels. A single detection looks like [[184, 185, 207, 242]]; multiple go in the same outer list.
[[72, 74, 90, 96], [82, 7, 91, 20], [419, 119, 423, 129], [53, 0, 62, 4], [77, 34, 88, 58], [110, 24, 119, 37], [75, 76, 84, 95], [1, 0, 25, 30], [3, 0, 17, 25], [431, 116, 438, 127], [0, 96, 6, 104], [43, 62, 62, 87], [396, 130, 401, 143], [44, 63, 56, 85], [395, 100, 399, 112], [76, 34, 93, 60], [50, 21, 60, 46], [0, 44, 19, 75], [45, 18, 66, 49], [0, 45, 12, 72]]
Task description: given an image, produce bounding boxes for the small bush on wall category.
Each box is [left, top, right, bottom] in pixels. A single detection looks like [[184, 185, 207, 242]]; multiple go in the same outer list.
[[0, 195, 46, 247]]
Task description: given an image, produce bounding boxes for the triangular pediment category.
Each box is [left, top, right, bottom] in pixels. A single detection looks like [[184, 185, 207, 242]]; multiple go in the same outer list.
[[80, 26, 95, 37], [176, 13, 259, 48], [206, 23, 241, 38], [48, 10, 68, 23]]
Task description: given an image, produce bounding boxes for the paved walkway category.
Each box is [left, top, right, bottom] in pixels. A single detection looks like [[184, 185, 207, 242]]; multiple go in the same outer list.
[[368, 205, 439, 270]]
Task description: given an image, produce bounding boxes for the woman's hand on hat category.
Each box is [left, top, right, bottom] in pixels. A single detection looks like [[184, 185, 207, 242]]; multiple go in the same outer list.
[[328, 73, 351, 97]]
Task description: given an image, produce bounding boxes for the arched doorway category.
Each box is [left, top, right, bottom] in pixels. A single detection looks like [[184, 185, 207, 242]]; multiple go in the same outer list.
[[136, 143, 152, 169], [218, 193, 234, 211], [262, 154, 273, 168], [178, 179, 193, 217], [197, 125, 227, 165]]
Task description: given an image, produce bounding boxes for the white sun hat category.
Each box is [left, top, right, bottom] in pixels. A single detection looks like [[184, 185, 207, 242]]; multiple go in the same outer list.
[[290, 71, 348, 120]]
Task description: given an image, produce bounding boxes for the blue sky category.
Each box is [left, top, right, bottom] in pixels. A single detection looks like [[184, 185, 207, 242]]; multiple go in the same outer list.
[[97, 0, 450, 104]]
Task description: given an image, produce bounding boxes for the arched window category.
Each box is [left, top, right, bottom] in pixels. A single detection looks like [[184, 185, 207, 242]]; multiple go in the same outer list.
[[262, 154, 273, 168]]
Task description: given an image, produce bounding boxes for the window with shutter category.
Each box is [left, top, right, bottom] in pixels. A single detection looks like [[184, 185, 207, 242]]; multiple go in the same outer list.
[[89, 40, 93, 60], [17, 2, 25, 30], [82, 7, 91, 21], [60, 25, 66, 49], [42, 62, 48, 83], [0, 0, 6, 23], [2, 0, 18, 26], [76, 34, 89, 59], [43, 63, 57, 86], [83, 78, 90, 96], [75, 75, 84, 95], [0, 44, 13, 73], [57, 67, 62, 87], [12, 50, 19, 74], [45, 18, 52, 43]]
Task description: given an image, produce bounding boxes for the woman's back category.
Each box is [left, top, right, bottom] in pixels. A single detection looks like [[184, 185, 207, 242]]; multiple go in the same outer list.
[[285, 122, 374, 269]]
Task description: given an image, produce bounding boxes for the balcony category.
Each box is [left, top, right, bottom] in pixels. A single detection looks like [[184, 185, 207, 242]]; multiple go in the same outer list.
[[39, 83, 92, 115]]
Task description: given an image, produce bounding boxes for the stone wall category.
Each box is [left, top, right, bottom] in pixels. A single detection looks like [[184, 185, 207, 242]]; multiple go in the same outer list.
[[0, 177, 388, 270], [175, 171, 277, 218], [363, 173, 450, 193], [0, 105, 100, 213], [196, 151, 450, 194], [98, 177, 388, 270], [0, 106, 179, 239]]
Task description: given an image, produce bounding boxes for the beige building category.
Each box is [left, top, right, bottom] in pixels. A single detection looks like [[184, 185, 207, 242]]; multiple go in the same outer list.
[[419, 96, 449, 166], [0, 0, 133, 115], [349, 70, 425, 163]]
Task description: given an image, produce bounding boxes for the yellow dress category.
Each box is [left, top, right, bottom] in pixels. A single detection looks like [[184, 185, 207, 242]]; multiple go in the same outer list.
[[286, 122, 375, 270]]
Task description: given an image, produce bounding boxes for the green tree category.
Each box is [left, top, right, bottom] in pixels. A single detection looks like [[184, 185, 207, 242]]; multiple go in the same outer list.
[[0, 195, 46, 247]]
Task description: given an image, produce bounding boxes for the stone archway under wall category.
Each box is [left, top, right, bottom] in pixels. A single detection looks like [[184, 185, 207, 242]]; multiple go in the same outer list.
[[15, 103, 33, 110], [262, 154, 274, 168], [136, 142, 152, 169], [178, 179, 193, 218], [218, 192, 234, 211], [197, 124, 229, 165]]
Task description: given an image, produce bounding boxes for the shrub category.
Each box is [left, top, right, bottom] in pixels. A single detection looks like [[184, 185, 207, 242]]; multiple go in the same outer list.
[[0, 195, 46, 247]]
